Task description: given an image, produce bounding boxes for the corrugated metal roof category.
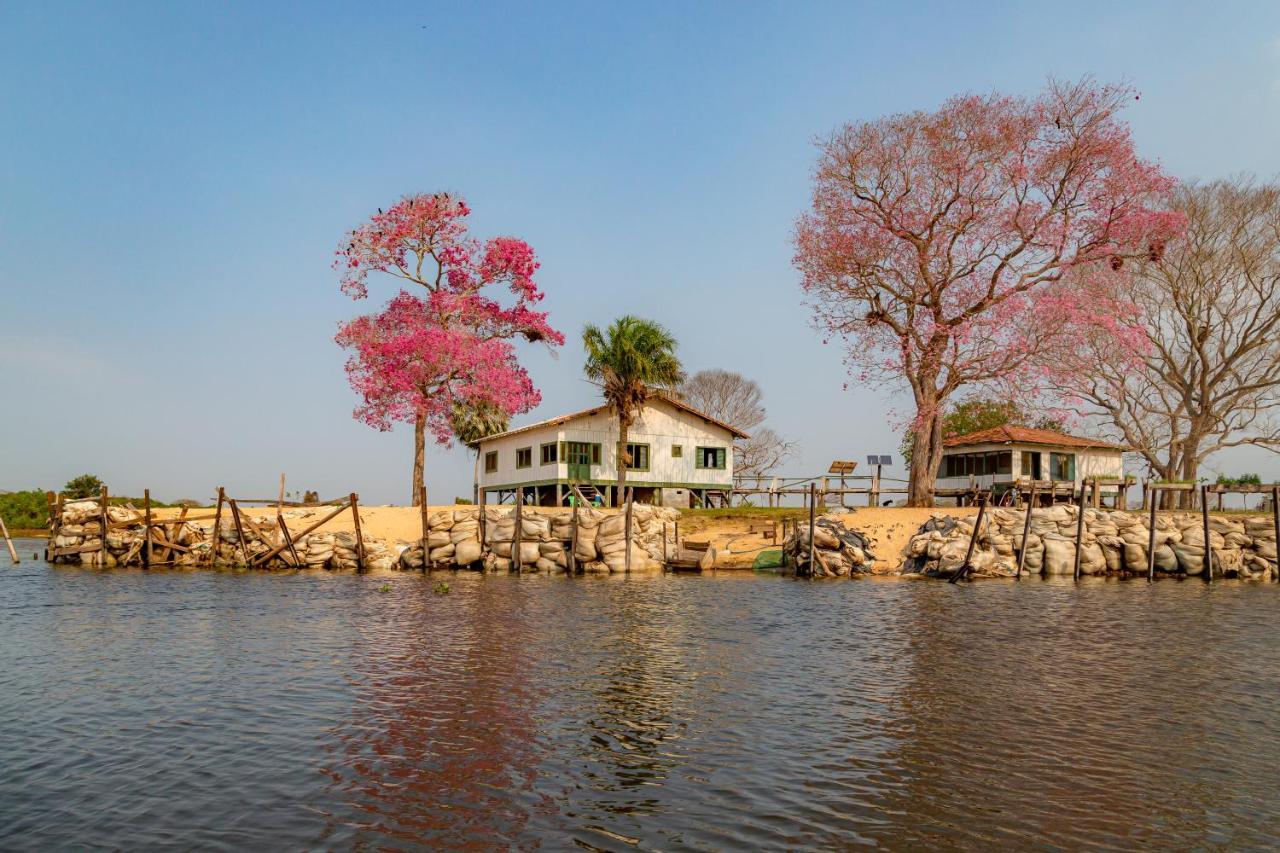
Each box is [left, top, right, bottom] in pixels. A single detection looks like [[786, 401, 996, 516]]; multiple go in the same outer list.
[[468, 393, 750, 445], [943, 424, 1127, 451]]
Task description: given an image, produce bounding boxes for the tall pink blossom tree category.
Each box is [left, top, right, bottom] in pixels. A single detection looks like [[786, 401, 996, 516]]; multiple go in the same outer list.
[[335, 193, 563, 506], [794, 79, 1183, 505]]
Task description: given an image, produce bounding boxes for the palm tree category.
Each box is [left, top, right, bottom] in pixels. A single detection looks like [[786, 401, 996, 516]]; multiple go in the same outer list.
[[582, 316, 684, 497], [450, 400, 510, 505]]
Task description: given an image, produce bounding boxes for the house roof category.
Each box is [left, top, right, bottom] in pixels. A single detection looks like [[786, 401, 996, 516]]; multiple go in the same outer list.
[[468, 393, 750, 445], [943, 424, 1127, 451]]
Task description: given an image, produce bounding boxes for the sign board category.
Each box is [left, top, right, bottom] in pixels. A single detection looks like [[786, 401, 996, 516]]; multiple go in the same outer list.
[[828, 460, 857, 475]]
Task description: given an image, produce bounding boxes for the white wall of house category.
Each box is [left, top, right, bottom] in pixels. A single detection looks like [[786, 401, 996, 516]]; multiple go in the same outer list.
[[934, 443, 1124, 492], [477, 398, 736, 490]]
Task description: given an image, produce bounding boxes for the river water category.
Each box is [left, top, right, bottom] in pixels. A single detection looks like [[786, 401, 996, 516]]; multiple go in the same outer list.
[[2, 536, 1278, 850]]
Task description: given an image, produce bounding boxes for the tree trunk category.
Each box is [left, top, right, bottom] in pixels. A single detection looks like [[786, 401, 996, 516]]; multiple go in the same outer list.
[[412, 414, 426, 507], [906, 411, 942, 507]]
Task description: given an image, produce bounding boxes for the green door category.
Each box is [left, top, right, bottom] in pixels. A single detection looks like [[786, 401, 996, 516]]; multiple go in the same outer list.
[[567, 441, 592, 481]]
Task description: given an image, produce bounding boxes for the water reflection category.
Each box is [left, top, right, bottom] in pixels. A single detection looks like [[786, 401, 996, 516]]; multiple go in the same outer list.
[[2, 546, 1279, 850]]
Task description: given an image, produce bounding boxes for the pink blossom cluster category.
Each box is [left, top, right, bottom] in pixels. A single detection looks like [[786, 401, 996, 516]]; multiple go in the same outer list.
[[333, 193, 563, 442]]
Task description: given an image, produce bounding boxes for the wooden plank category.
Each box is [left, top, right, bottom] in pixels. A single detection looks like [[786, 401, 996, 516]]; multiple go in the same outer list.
[[0, 513, 19, 565], [100, 486, 110, 560], [1015, 484, 1036, 579], [513, 498, 523, 573], [1073, 484, 1087, 581], [157, 505, 188, 564]]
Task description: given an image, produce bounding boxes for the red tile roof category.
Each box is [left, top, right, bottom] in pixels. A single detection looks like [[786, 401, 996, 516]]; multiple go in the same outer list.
[[943, 424, 1126, 451]]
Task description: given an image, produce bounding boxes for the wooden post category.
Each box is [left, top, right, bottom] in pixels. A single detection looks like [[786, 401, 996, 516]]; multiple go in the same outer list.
[[99, 485, 110, 563], [870, 465, 881, 507], [625, 487, 634, 574], [1141, 479, 1149, 512], [0, 513, 19, 565], [779, 518, 787, 569], [1073, 484, 1087, 581], [143, 489, 152, 568], [662, 521, 668, 565], [1015, 484, 1036, 579], [1147, 487, 1158, 582], [1272, 486, 1280, 582], [350, 493, 366, 573], [1201, 484, 1212, 583], [211, 488, 225, 566], [513, 497, 523, 572], [951, 495, 987, 583], [277, 512, 302, 568], [278, 473, 285, 513], [806, 481, 816, 576], [568, 496, 579, 574], [226, 498, 251, 565], [419, 494, 430, 567]]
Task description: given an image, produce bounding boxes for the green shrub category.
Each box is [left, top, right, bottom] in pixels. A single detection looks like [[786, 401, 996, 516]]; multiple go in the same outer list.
[[0, 490, 52, 529]]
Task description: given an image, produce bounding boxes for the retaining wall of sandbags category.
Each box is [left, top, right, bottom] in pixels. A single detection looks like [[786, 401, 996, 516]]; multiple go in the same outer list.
[[901, 506, 1278, 580], [782, 515, 877, 577], [51, 500, 679, 574]]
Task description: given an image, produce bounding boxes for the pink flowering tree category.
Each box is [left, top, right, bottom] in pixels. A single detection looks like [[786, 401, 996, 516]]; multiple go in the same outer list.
[[335, 193, 563, 506], [794, 79, 1183, 505]]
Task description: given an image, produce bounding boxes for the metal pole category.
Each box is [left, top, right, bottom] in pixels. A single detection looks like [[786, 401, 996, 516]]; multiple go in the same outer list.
[[1201, 484, 1212, 583], [1147, 485, 1158, 582], [1015, 484, 1036, 579]]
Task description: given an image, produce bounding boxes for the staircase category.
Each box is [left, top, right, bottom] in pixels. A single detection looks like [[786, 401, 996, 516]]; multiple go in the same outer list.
[[572, 484, 603, 505]]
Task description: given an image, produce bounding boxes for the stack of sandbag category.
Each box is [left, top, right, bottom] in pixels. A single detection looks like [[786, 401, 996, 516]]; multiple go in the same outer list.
[[783, 515, 876, 577], [900, 507, 1278, 580]]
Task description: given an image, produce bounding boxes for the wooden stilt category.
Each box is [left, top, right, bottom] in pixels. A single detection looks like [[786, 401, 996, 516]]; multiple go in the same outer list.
[[1272, 486, 1280, 582], [625, 487, 634, 574], [1201, 484, 1212, 583], [99, 486, 110, 563], [1015, 485, 1036, 579], [1073, 484, 1087, 581], [419, 493, 430, 568], [568, 495, 579, 574], [228, 499, 251, 566], [513, 497, 523, 573], [277, 512, 301, 568], [1147, 488, 1158, 582], [806, 482, 816, 576], [951, 495, 987, 583], [0, 513, 19, 565], [143, 489, 152, 569], [211, 487, 225, 566], [350, 493, 365, 573]]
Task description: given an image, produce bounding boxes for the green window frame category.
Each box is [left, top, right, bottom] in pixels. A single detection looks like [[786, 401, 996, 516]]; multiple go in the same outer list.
[[484, 451, 498, 474], [540, 442, 558, 465], [624, 442, 650, 471], [671, 444, 683, 458], [1049, 452, 1076, 482], [591, 443, 602, 465], [695, 446, 726, 470], [515, 447, 532, 469]]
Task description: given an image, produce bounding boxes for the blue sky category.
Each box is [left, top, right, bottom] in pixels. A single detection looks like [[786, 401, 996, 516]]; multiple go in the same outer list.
[[2, 1, 1278, 503]]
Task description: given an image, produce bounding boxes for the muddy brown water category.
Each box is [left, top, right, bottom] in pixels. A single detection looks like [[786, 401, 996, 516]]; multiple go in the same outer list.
[[2, 537, 1278, 850]]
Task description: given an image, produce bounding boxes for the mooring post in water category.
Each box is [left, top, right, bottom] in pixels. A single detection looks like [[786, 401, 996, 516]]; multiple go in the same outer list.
[[419, 495, 429, 570], [624, 487, 634, 574], [1147, 487, 1158, 582], [1015, 485, 1036, 579], [1072, 483, 1088, 581], [951, 495, 987, 584], [0, 513, 19, 565], [349, 493, 366, 573], [143, 489, 152, 569], [211, 488, 225, 566], [806, 482, 816, 576], [1201, 484, 1212, 583], [513, 496, 523, 573]]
